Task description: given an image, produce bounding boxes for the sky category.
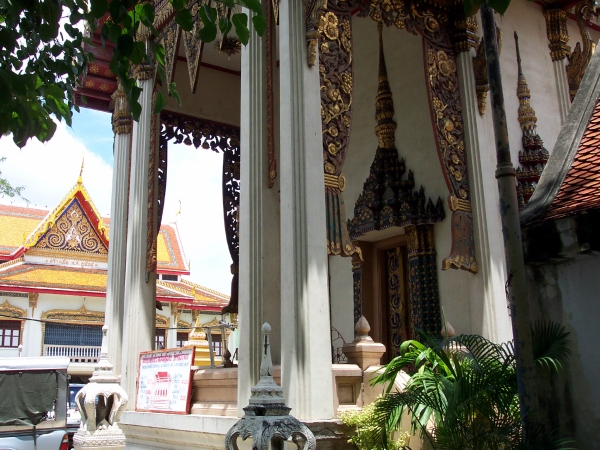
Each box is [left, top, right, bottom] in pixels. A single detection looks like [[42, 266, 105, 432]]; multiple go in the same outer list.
[[0, 108, 233, 295]]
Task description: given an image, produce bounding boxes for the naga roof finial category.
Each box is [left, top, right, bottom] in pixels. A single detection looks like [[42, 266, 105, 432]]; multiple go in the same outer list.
[[374, 22, 397, 149]]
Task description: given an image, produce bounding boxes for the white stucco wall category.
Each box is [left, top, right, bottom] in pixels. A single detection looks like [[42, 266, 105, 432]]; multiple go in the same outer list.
[[480, 1, 600, 165], [163, 61, 241, 127]]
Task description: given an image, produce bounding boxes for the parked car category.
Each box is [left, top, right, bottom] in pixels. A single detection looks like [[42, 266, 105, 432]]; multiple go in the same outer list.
[[0, 357, 70, 450]]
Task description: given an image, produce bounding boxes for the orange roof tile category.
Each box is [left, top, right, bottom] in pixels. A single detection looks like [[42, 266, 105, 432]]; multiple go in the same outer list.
[[0, 259, 191, 301], [157, 279, 229, 308], [545, 93, 600, 220]]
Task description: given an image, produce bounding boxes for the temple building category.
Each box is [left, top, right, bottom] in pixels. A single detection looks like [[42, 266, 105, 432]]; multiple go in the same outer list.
[[0, 174, 232, 380], [68, 0, 600, 447]]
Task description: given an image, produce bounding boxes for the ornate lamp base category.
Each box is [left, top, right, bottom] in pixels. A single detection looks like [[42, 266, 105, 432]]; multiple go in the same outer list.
[[225, 323, 316, 449]]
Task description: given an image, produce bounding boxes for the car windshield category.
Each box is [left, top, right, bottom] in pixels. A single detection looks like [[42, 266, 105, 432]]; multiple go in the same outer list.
[[68, 385, 84, 409]]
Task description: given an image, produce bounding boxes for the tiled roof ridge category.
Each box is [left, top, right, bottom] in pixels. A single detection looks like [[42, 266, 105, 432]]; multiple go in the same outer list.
[[180, 278, 230, 300], [156, 280, 194, 298], [521, 45, 600, 225]]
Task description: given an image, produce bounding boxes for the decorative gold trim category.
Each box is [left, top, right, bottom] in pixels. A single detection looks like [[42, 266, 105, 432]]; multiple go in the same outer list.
[[26, 248, 109, 263], [0, 299, 26, 319], [133, 63, 154, 81], [375, 23, 397, 149], [544, 8, 570, 62], [304, 0, 327, 67], [324, 173, 346, 191], [156, 313, 169, 327], [0, 300, 26, 348], [42, 305, 104, 324], [567, 1, 596, 101], [448, 195, 471, 213], [177, 319, 191, 330], [28, 293, 38, 317], [111, 81, 132, 135]]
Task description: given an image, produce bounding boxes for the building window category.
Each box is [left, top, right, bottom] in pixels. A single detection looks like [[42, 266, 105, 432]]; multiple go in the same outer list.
[[44, 324, 102, 347], [155, 329, 166, 350], [212, 334, 222, 356], [0, 320, 20, 348], [162, 274, 178, 281], [176, 332, 189, 348]]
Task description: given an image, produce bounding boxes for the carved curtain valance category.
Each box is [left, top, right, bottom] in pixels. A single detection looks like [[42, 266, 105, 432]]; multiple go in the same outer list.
[[319, 2, 361, 258], [160, 112, 240, 314]]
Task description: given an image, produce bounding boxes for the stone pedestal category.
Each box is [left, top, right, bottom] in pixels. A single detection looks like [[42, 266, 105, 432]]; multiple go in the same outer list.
[[342, 316, 386, 370], [74, 326, 128, 450]]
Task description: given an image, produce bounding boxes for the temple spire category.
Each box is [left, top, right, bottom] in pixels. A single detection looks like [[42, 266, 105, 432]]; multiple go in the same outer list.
[[514, 32, 549, 210], [375, 22, 397, 149], [515, 32, 538, 137]]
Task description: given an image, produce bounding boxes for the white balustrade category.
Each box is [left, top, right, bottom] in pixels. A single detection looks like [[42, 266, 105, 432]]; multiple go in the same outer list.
[[43, 344, 102, 363]]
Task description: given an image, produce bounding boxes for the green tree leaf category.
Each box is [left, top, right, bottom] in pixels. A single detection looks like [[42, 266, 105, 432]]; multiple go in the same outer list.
[[252, 14, 266, 37], [168, 82, 181, 105], [90, 0, 109, 19], [153, 91, 166, 114], [232, 13, 249, 45], [176, 8, 194, 32]]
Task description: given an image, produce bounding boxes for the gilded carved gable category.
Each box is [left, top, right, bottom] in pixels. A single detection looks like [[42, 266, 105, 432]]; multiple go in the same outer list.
[[33, 200, 108, 256]]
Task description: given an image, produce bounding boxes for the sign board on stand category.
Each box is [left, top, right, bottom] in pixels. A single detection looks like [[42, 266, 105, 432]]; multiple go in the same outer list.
[[136, 347, 195, 414]]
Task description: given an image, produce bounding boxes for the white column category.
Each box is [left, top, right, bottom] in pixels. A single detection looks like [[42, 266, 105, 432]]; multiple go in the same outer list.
[[456, 50, 512, 343], [279, 0, 334, 420], [167, 306, 178, 349], [121, 60, 156, 407], [237, 8, 282, 415], [105, 83, 131, 376], [553, 59, 571, 123]]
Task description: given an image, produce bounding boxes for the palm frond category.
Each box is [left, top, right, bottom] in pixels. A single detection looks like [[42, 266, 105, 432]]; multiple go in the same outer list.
[[532, 321, 571, 373]]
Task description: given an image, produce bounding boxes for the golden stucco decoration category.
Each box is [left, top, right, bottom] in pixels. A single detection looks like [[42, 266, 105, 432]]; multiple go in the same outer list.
[[543, 8, 570, 62], [567, 0, 596, 102], [35, 202, 108, 255], [319, 2, 360, 259], [305, 0, 327, 67]]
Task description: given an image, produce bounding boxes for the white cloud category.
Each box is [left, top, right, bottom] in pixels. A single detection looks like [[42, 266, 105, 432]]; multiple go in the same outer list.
[[161, 144, 232, 295], [0, 122, 113, 215], [0, 127, 233, 295]]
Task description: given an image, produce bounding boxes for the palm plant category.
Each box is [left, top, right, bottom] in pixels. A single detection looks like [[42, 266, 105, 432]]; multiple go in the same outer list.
[[366, 322, 572, 450]]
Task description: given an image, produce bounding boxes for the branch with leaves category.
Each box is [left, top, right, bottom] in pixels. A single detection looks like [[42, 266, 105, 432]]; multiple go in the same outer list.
[[1, 0, 523, 148]]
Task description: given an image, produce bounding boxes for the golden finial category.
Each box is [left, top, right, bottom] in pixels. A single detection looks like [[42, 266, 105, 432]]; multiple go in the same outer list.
[[515, 32, 538, 137], [78, 156, 84, 184], [374, 22, 397, 149]]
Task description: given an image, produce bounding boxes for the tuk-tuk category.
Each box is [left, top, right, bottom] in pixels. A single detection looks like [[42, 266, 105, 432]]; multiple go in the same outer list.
[[0, 357, 70, 450]]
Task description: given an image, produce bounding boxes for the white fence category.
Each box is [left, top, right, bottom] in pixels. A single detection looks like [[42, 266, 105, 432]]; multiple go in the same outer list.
[[43, 344, 101, 363]]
